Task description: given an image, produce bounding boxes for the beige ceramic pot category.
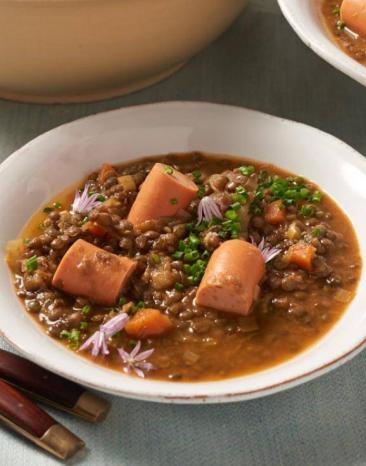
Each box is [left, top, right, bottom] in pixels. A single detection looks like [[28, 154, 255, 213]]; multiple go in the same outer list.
[[0, 0, 247, 103]]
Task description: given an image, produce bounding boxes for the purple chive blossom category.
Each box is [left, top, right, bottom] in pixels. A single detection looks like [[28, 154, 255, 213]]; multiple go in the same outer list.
[[118, 341, 155, 378], [251, 237, 281, 264], [197, 196, 223, 224], [79, 313, 129, 357], [72, 183, 103, 215]]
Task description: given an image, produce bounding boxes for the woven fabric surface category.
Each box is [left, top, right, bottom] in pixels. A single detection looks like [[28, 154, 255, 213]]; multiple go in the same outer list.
[[0, 1, 366, 465]]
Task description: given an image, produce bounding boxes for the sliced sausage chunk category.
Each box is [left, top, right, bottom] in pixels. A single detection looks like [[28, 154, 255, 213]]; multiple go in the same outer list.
[[196, 239, 265, 316], [341, 0, 366, 37], [127, 163, 198, 225], [125, 308, 173, 338], [52, 239, 136, 306]]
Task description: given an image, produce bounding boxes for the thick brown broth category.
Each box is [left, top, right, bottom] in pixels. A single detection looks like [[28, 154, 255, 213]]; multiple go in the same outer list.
[[10, 153, 361, 382], [322, 1, 366, 66]]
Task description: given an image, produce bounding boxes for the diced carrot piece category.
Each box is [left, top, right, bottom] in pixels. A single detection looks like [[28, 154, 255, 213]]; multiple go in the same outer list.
[[98, 163, 116, 183], [286, 242, 316, 272], [82, 221, 107, 238], [264, 200, 286, 225], [125, 309, 173, 339]]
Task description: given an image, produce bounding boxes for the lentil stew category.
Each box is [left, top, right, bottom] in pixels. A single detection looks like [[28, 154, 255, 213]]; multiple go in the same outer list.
[[322, 1, 366, 66], [7, 153, 361, 382]]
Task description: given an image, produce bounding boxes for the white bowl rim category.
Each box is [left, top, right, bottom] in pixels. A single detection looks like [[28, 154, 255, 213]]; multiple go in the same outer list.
[[0, 101, 365, 404], [277, 0, 366, 88]]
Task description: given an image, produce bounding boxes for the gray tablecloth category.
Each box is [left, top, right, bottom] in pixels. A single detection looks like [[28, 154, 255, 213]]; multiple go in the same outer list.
[[1, 1, 366, 465]]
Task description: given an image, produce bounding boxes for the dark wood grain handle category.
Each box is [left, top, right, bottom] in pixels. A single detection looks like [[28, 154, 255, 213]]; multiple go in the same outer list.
[[0, 349, 83, 409], [0, 379, 54, 437]]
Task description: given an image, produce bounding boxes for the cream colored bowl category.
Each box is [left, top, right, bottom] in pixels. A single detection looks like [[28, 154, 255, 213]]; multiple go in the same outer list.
[[0, 0, 247, 103]]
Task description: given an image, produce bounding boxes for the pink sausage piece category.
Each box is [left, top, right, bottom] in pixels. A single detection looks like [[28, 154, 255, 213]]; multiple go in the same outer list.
[[196, 239, 265, 316], [127, 163, 198, 225], [52, 239, 136, 306], [341, 0, 366, 37]]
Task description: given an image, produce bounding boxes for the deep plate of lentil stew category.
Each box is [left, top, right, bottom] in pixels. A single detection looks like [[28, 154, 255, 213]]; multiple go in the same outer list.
[[322, 0, 366, 66], [1, 102, 366, 401], [7, 153, 361, 382]]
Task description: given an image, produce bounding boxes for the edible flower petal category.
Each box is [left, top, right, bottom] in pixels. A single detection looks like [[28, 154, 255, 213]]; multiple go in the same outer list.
[[118, 341, 155, 378], [72, 183, 103, 215], [197, 196, 223, 224], [79, 312, 129, 357], [251, 237, 281, 263]]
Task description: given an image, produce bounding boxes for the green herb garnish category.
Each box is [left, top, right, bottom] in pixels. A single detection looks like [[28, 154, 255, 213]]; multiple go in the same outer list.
[[25, 255, 38, 272], [82, 305, 91, 315], [136, 301, 145, 309], [164, 165, 174, 175], [80, 322, 88, 330], [97, 195, 106, 202], [239, 165, 255, 176], [312, 191, 322, 202], [170, 198, 178, 205], [175, 282, 185, 291], [312, 227, 322, 237], [197, 185, 206, 198], [43, 206, 53, 214], [53, 201, 62, 209], [118, 297, 127, 307], [300, 205, 315, 218], [192, 170, 201, 182], [151, 254, 161, 265]]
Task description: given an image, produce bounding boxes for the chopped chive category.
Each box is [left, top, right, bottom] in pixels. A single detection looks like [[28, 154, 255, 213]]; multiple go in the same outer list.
[[230, 202, 241, 211], [197, 185, 206, 198], [60, 329, 80, 342], [136, 301, 145, 309], [151, 254, 161, 264], [312, 191, 322, 202], [184, 250, 200, 261], [188, 233, 200, 247], [300, 205, 315, 218], [118, 297, 127, 307], [225, 210, 238, 221], [43, 206, 53, 214], [80, 321, 88, 330], [82, 305, 91, 315], [332, 6, 340, 15], [192, 170, 201, 181], [175, 282, 184, 291], [170, 198, 178, 205], [53, 201, 62, 209], [172, 250, 185, 260], [312, 227, 322, 237], [164, 165, 174, 175], [97, 194, 106, 202], [80, 216, 89, 225], [239, 165, 255, 176], [25, 255, 38, 272], [23, 238, 30, 245]]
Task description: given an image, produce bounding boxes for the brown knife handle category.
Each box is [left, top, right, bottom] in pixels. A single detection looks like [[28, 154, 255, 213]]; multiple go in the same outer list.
[[0, 379, 54, 437], [0, 349, 83, 409]]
